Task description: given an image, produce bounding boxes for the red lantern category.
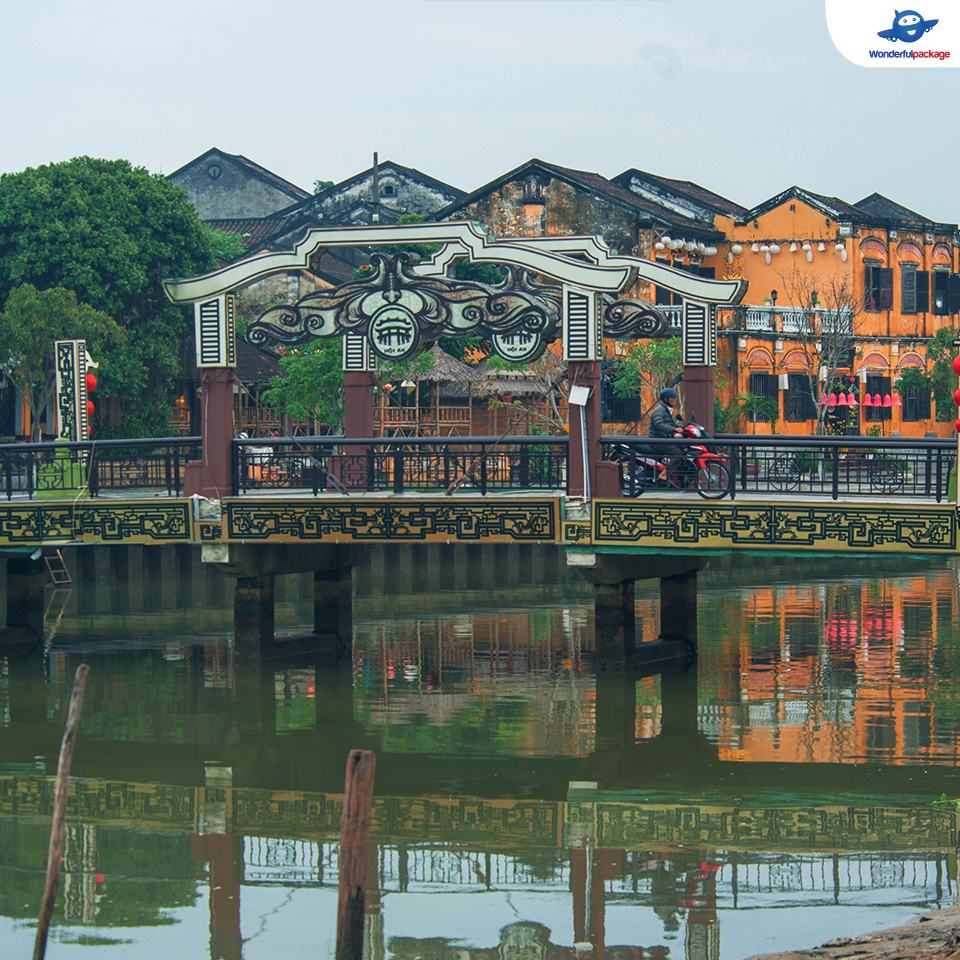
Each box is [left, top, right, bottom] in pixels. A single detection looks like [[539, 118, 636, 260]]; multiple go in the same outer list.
[[86, 400, 94, 418], [953, 355, 960, 376], [828, 393, 838, 406], [820, 393, 828, 405], [955, 418, 960, 433], [863, 393, 873, 407], [847, 392, 858, 407], [873, 394, 882, 406], [86, 371, 97, 393], [892, 393, 902, 407], [955, 387, 960, 406], [882, 395, 893, 407]]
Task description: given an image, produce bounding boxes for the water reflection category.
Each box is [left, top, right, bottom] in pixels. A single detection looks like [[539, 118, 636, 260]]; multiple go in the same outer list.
[[0, 547, 958, 960]]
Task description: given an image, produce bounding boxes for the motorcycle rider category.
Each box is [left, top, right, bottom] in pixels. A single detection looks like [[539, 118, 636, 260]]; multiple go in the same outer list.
[[649, 387, 688, 481]]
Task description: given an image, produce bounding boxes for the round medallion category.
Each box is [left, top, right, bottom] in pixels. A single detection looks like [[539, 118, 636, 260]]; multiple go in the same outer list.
[[491, 330, 545, 364], [207, 164, 222, 180], [369, 304, 421, 361]]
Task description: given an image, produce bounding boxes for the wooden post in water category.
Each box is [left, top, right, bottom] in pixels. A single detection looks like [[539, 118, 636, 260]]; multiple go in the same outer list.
[[336, 749, 376, 960], [34, 663, 89, 960]]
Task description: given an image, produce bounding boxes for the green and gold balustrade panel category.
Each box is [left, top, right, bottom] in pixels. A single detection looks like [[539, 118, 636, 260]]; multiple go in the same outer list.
[[591, 500, 960, 555], [222, 497, 561, 544], [1, 777, 953, 852], [0, 500, 194, 546]]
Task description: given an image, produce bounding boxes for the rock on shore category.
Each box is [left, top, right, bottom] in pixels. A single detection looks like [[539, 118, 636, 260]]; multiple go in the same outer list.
[[745, 907, 960, 960]]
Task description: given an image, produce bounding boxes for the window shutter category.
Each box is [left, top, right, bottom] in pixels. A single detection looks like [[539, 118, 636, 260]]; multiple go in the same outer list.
[[865, 265, 876, 311], [879, 268, 894, 310], [918, 388, 931, 419], [950, 273, 960, 314], [900, 265, 916, 314], [934, 271, 949, 315], [916, 271, 930, 312]]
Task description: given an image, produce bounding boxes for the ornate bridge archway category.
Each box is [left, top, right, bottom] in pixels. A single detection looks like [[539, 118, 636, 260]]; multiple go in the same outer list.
[[164, 222, 746, 500]]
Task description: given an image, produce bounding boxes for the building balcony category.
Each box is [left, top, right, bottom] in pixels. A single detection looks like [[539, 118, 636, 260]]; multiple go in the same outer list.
[[731, 305, 854, 336]]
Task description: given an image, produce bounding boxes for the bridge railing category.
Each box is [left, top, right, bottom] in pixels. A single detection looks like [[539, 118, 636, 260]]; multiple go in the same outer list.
[[233, 436, 570, 496], [0, 437, 201, 500], [605, 434, 957, 502]]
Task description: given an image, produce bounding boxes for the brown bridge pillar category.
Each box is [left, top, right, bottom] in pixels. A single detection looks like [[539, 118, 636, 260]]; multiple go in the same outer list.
[[568, 551, 708, 670], [203, 544, 369, 661]]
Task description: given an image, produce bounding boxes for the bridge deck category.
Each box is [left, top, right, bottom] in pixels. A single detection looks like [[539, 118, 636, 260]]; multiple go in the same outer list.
[[0, 491, 953, 556]]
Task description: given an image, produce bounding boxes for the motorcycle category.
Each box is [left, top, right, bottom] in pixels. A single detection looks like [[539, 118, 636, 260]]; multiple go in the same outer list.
[[610, 415, 731, 500]]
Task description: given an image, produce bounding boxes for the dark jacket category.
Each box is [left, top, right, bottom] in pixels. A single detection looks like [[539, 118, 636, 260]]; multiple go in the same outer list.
[[649, 401, 680, 438]]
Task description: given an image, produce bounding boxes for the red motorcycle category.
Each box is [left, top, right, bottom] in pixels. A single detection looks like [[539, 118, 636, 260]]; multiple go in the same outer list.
[[611, 416, 731, 499]]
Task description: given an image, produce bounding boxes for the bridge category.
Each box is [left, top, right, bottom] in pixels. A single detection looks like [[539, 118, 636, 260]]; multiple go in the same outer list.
[[0, 221, 955, 667]]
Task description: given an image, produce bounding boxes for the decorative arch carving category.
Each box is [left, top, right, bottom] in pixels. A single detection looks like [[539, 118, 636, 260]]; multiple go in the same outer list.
[[897, 353, 924, 369], [860, 237, 887, 258], [782, 349, 810, 369], [896, 240, 923, 262], [933, 243, 952, 262], [860, 352, 888, 369], [746, 347, 773, 367]]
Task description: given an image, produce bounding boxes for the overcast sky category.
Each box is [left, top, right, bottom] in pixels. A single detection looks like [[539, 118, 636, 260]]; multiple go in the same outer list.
[[3, 1, 957, 222]]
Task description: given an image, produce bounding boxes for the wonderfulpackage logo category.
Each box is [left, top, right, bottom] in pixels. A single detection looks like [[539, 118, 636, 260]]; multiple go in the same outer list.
[[827, 2, 956, 67]]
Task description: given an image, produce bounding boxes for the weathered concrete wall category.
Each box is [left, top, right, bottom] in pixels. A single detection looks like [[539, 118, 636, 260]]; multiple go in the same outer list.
[[171, 154, 301, 219]]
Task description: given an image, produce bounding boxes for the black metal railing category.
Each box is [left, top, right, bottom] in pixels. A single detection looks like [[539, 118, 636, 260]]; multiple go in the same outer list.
[[0, 437, 201, 500], [603, 434, 957, 502], [234, 436, 570, 496]]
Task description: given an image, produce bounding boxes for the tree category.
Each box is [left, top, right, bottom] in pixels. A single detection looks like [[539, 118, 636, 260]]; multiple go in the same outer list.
[[608, 337, 683, 413], [0, 285, 124, 440], [261, 339, 344, 431], [0, 157, 216, 437], [775, 266, 865, 435], [733, 392, 779, 434], [925, 325, 958, 421], [201, 224, 247, 264], [313, 179, 334, 194]]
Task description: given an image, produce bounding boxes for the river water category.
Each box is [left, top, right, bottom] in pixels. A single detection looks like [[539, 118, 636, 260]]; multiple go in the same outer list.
[[2, 546, 959, 960]]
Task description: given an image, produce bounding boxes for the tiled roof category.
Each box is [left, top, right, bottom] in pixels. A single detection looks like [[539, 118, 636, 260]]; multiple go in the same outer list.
[[437, 158, 725, 240], [232, 153, 311, 200], [614, 168, 747, 218], [205, 218, 284, 249], [854, 193, 933, 224], [235, 339, 281, 385]]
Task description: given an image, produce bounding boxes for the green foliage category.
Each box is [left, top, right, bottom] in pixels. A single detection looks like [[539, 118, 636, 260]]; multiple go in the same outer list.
[[261, 339, 343, 429], [894, 364, 932, 407], [732, 392, 779, 434], [0, 157, 215, 437], [313, 178, 334, 194], [374, 213, 441, 261], [200, 224, 246, 264], [926, 326, 957, 421], [608, 337, 683, 404], [455, 259, 505, 285], [0, 284, 124, 440]]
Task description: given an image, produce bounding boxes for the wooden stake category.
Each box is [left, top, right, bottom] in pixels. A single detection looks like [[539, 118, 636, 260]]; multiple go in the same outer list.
[[34, 662, 89, 960], [336, 749, 376, 960]]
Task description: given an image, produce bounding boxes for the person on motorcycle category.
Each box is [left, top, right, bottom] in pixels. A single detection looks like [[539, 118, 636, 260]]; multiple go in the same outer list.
[[649, 387, 689, 482]]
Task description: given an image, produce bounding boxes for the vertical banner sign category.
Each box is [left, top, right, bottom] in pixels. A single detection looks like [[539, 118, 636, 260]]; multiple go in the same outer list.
[[194, 294, 237, 367], [342, 334, 373, 372], [682, 300, 716, 366], [55, 339, 94, 441], [562, 287, 599, 361]]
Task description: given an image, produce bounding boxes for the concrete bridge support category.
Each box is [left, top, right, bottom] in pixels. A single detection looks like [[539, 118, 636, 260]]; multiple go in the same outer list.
[[6, 553, 45, 642], [568, 551, 708, 671], [203, 543, 370, 661]]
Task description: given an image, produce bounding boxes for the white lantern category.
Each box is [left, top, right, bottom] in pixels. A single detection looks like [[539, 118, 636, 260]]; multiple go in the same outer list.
[[807, 249, 813, 262], [751, 243, 760, 252], [789, 242, 797, 252], [770, 244, 781, 254], [818, 242, 826, 251], [705, 246, 717, 257], [801, 242, 811, 251], [731, 243, 743, 255], [655, 241, 665, 251], [835, 243, 844, 251], [765, 251, 772, 264]]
